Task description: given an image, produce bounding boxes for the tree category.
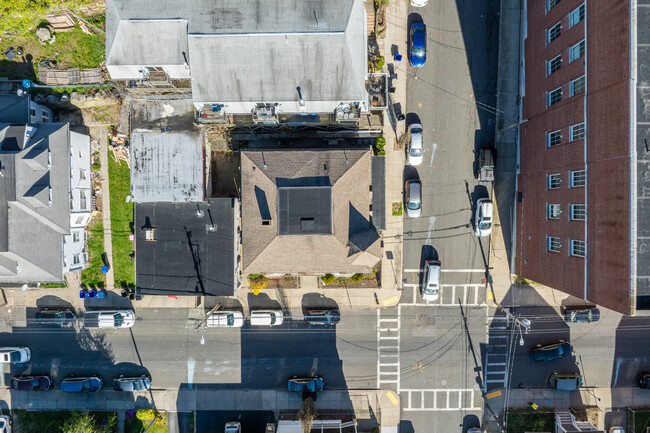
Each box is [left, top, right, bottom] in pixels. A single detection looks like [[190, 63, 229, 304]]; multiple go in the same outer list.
[[298, 398, 317, 433], [249, 275, 269, 295], [61, 411, 117, 433], [321, 274, 335, 284]]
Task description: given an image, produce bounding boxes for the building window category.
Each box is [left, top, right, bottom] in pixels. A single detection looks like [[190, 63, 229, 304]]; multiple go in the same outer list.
[[78, 150, 82, 158], [569, 4, 586, 28], [546, 0, 560, 13], [547, 22, 562, 44], [570, 239, 586, 257], [547, 130, 562, 148], [42, 113, 49, 122], [570, 204, 586, 221], [547, 88, 562, 107], [547, 204, 561, 219], [80, 190, 87, 209], [75, 216, 85, 225], [570, 170, 586, 187], [547, 236, 561, 253], [79, 169, 86, 180], [73, 254, 80, 265], [570, 75, 585, 96], [73, 232, 80, 242], [570, 122, 585, 141], [29, 108, 35, 117], [547, 55, 562, 75], [547, 173, 561, 189], [570, 40, 586, 62]]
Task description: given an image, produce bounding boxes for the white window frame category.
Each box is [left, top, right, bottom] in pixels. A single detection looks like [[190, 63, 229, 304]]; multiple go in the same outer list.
[[570, 123, 585, 141], [547, 173, 561, 189], [569, 239, 586, 257], [75, 216, 85, 225], [547, 236, 561, 253], [546, 0, 560, 13], [547, 203, 561, 219], [547, 130, 562, 148], [73, 254, 80, 265], [570, 204, 586, 221], [547, 22, 562, 44], [73, 232, 80, 242], [547, 87, 562, 107], [570, 40, 586, 62], [570, 75, 585, 96], [570, 170, 586, 187], [79, 169, 86, 180], [547, 55, 562, 75], [569, 4, 586, 28]]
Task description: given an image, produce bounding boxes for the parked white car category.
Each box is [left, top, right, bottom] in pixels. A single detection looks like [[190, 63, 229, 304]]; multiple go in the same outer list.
[[250, 310, 284, 326], [83, 310, 135, 328], [0, 348, 30, 364], [207, 311, 244, 328], [411, 0, 428, 6], [0, 415, 11, 433], [421, 260, 441, 302], [474, 198, 494, 237], [407, 123, 424, 166]]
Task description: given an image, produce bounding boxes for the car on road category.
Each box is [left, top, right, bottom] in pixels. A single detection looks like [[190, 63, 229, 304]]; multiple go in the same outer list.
[[250, 310, 284, 326], [407, 124, 424, 166], [83, 310, 135, 328], [477, 147, 496, 182], [421, 259, 441, 302], [409, 23, 427, 67], [549, 372, 583, 391], [287, 376, 325, 393], [411, 0, 428, 6], [113, 375, 151, 392], [207, 311, 244, 328], [609, 428, 625, 433], [638, 372, 650, 389], [60, 376, 103, 392], [304, 309, 340, 326], [531, 340, 572, 361], [0, 347, 30, 364], [0, 415, 11, 433], [405, 179, 422, 218], [10, 375, 52, 391], [474, 198, 493, 237], [562, 307, 600, 323], [225, 422, 241, 433], [35, 308, 76, 327], [466, 428, 481, 433]]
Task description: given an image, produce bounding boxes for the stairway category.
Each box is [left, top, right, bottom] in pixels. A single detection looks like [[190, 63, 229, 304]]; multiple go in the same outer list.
[[365, 1, 376, 36]]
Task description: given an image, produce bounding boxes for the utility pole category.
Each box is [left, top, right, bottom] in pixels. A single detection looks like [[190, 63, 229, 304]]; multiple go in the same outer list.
[[195, 303, 221, 345]]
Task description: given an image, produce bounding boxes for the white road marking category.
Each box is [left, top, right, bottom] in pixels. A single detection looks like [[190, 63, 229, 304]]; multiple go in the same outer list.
[[429, 143, 438, 167], [424, 216, 436, 245], [187, 358, 195, 389], [401, 284, 486, 307], [401, 388, 482, 411]]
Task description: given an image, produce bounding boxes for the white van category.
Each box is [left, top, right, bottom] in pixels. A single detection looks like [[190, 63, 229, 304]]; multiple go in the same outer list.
[[83, 310, 135, 328], [207, 311, 244, 328], [0, 347, 30, 364], [421, 260, 441, 302], [250, 310, 284, 326]]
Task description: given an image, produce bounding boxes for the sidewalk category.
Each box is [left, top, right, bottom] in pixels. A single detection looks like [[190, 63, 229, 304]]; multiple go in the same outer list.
[[98, 126, 115, 289]]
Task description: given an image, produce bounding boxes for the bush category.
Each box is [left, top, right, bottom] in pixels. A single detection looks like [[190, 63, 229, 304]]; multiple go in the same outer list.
[[350, 273, 364, 283], [249, 275, 268, 295], [136, 409, 157, 421], [321, 274, 335, 284], [248, 274, 263, 280], [374, 136, 386, 156]]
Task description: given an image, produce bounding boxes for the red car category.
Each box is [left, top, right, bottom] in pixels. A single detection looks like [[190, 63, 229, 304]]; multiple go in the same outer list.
[[10, 375, 52, 391]]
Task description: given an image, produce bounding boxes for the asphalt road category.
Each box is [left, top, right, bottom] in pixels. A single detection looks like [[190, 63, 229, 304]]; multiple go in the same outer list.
[[400, 0, 500, 431], [0, 307, 378, 391]]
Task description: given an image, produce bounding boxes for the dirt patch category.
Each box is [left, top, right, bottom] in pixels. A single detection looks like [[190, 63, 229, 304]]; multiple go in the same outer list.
[[267, 276, 299, 289], [211, 151, 240, 198]]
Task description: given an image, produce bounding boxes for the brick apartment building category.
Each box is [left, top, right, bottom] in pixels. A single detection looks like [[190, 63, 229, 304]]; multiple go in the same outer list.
[[515, 0, 648, 314]]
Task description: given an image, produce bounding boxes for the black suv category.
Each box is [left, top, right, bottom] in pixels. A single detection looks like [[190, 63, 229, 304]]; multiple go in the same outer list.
[[304, 309, 341, 326]]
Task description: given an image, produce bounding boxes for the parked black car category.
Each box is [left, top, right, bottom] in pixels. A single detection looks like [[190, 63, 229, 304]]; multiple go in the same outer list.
[[35, 308, 76, 327], [10, 375, 52, 391], [562, 307, 600, 323], [638, 372, 650, 389], [113, 375, 151, 392], [531, 340, 572, 361], [303, 309, 340, 326]]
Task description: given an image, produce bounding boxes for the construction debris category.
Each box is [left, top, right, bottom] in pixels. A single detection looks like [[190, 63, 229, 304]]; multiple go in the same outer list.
[[45, 11, 76, 32], [109, 132, 131, 167], [38, 68, 102, 86]]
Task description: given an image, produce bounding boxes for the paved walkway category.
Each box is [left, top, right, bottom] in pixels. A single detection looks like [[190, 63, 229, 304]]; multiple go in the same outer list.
[[98, 127, 115, 289]]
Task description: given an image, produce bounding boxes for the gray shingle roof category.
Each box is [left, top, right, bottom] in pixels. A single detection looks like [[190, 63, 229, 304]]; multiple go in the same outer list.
[[0, 95, 29, 125], [0, 123, 71, 283], [106, 20, 189, 66], [241, 148, 381, 275], [130, 131, 204, 203]]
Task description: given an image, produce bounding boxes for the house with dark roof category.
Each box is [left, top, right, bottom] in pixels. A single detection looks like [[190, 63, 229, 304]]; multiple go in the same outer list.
[[0, 123, 92, 283], [134, 198, 238, 297], [0, 94, 53, 125], [106, 0, 368, 117], [240, 149, 381, 275]]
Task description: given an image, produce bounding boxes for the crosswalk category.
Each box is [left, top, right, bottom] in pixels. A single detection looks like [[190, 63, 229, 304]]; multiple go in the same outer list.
[[377, 309, 401, 389], [484, 316, 510, 391], [401, 284, 486, 307], [401, 388, 482, 411]]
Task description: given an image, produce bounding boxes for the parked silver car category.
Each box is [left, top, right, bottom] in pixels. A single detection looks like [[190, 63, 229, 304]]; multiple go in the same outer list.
[[405, 179, 422, 218]]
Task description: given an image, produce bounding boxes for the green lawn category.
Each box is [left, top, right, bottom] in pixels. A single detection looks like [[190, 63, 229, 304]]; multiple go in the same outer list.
[[632, 411, 650, 433], [108, 155, 134, 288], [14, 410, 116, 433], [125, 412, 167, 433], [506, 411, 555, 433], [39, 282, 67, 288], [81, 217, 105, 288]]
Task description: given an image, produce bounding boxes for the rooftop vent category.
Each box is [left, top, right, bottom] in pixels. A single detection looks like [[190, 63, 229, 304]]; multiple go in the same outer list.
[[145, 228, 156, 241]]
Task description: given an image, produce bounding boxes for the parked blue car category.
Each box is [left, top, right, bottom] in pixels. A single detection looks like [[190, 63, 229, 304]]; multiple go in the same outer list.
[[409, 23, 427, 67], [531, 340, 572, 361], [60, 376, 103, 392], [287, 377, 325, 393]]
